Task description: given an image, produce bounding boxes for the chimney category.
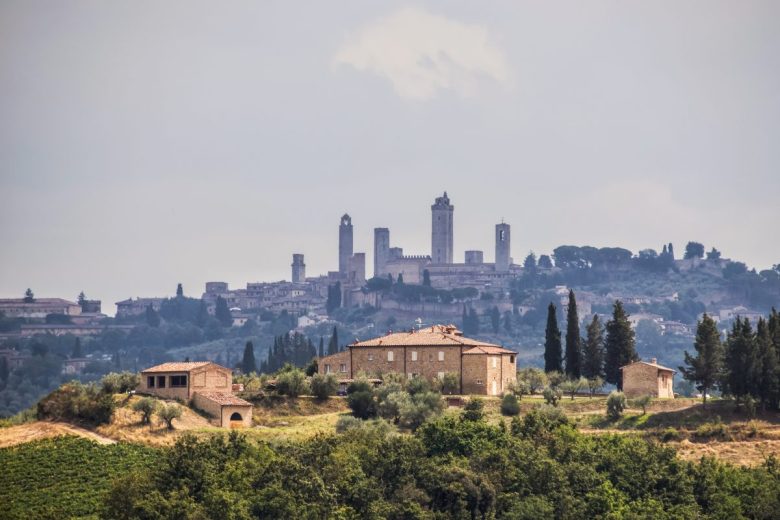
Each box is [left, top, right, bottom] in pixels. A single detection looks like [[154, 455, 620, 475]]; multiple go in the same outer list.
[[651, 358, 657, 364]]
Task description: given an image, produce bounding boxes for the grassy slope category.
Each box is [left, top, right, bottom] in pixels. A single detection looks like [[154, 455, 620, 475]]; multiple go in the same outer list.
[[0, 437, 156, 520]]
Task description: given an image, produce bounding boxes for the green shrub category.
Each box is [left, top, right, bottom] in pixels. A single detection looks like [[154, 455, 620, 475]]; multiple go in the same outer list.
[[310, 374, 338, 400], [632, 395, 652, 415], [131, 397, 158, 425], [587, 376, 604, 396], [661, 428, 682, 442], [694, 421, 728, 441], [606, 391, 626, 420], [348, 389, 377, 419], [512, 405, 569, 439], [276, 369, 309, 397], [101, 372, 140, 394], [560, 378, 586, 400], [500, 393, 520, 416], [440, 372, 460, 395], [157, 403, 182, 430], [516, 368, 547, 394], [543, 386, 562, 407], [462, 398, 485, 421], [335, 415, 363, 433], [37, 382, 115, 426]]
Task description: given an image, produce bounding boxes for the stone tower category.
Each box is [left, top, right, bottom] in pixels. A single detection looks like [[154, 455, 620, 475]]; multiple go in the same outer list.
[[291, 254, 306, 284], [374, 228, 390, 278], [339, 214, 353, 276], [495, 222, 510, 272], [431, 192, 454, 264]]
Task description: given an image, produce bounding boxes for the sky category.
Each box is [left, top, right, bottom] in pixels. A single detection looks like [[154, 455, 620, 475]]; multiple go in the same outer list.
[[1, 1, 779, 315]]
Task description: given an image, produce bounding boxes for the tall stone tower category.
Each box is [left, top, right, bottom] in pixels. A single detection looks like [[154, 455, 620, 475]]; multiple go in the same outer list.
[[495, 222, 510, 272], [291, 254, 306, 284], [431, 192, 454, 264], [338, 214, 353, 276], [374, 227, 390, 278]]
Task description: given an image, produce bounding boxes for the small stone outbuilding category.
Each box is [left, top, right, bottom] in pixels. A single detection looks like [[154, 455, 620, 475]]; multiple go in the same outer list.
[[620, 358, 675, 398], [191, 391, 253, 428]]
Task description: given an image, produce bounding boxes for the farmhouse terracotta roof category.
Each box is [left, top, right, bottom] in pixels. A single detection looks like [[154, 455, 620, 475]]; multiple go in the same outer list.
[[462, 346, 517, 355], [350, 325, 506, 349], [141, 362, 214, 373], [195, 391, 252, 407]]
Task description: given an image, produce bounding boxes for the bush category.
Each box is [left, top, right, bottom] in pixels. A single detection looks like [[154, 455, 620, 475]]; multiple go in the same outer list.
[[406, 376, 432, 396], [276, 369, 309, 398], [101, 372, 140, 394], [131, 397, 158, 425], [606, 391, 626, 420], [310, 374, 338, 400], [511, 405, 569, 439], [462, 398, 485, 421], [542, 386, 562, 407], [632, 395, 652, 415], [661, 427, 682, 442], [399, 391, 443, 431], [348, 389, 377, 419], [440, 372, 459, 395], [560, 378, 586, 400], [587, 377, 604, 396], [335, 415, 363, 433], [516, 368, 547, 394], [37, 382, 115, 426], [500, 393, 520, 416], [157, 404, 182, 430]]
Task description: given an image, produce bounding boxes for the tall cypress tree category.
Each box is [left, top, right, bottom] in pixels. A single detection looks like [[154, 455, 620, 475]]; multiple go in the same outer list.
[[176, 283, 184, 298], [564, 290, 582, 378], [215, 296, 232, 327], [242, 341, 256, 374], [582, 315, 605, 379], [327, 326, 339, 355], [544, 303, 562, 373], [756, 318, 779, 409], [604, 301, 638, 389], [680, 313, 723, 408], [723, 317, 757, 402], [71, 338, 82, 359], [318, 336, 325, 358]]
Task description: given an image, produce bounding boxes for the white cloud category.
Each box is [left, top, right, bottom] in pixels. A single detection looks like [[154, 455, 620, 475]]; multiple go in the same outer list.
[[333, 7, 511, 100]]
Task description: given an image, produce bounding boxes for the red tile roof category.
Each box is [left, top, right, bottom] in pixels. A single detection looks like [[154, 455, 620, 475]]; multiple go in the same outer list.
[[620, 360, 676, 373], [350, 325, 508, 349], [195, 391, 252, 407], [462, 346, 517, 355], [141, 362, 215, 373]]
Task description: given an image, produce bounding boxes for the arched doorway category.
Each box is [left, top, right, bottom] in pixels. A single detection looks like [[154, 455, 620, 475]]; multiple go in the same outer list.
[[230, 412, 243, 421]]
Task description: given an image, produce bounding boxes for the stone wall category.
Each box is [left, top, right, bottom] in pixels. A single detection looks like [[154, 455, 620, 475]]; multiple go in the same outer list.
[[622, 363, 674, 398]]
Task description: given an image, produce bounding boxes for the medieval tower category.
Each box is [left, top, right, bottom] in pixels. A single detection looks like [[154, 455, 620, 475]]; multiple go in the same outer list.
[[495, 222, 511, 272], [431, 192, 454, 264], [338, 214, 353, 276], [291, 254, 306, 284], [374, 227, 390, 278]]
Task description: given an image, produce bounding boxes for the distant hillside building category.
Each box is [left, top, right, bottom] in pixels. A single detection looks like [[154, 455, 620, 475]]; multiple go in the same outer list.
[[291, 254, 306, 284], [620, 358, 675, 398], [115, 297, 164, 318], [339, 214, 353, 276], [464, 250, 484, 265], [374, 227, 390, 278], [431, 192, 454, 264], [317, 325, 517, 395], [0, 298, 81, 319], [138, 362, 252, 427], [495, 222, 511, 272]]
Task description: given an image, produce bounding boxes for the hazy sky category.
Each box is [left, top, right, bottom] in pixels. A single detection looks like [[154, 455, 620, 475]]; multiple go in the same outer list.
[[1, 1, 778, 315]]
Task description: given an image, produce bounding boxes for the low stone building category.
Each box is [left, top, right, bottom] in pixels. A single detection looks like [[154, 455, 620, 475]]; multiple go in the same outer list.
[[317, 325, 517, 396], [620, 358, 675, 398], [138, 362, 252, 427]]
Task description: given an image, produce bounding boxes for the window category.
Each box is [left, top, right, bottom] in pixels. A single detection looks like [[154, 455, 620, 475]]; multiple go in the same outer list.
[[368, 353, 374, 361], [339, 363, 347, 373], [476, 379, 483, 385], [157, 376, 166, 388], [411, 351, 418, 361], [510, 355, 515, 364], [429, 353, 433, 361], [170, 375, 187, 387], [492, 357, 498, 368], [387, 351, 394, 362], [325, 364, 331, 374], [147, 376, 155, 388], [438, 351, 444, 362]]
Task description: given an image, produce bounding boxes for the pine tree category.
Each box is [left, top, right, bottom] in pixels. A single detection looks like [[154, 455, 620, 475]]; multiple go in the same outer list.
[[582, 315, 605, 379], [214, 296, 232, 327], [604, 301, 638, 389], [680, 313, 723, 408], [24, 288, 34, 303], [756, 318, 779, 409], [490, 306, 500, 334], [544, 303, 562, 373], [327, 327, 339, 355], [564, 290, 582, 378], [77, 291, 86, 305], [71, 338, 82, 359], [176, 283, 184, 298], [242, 341, 256, 374]]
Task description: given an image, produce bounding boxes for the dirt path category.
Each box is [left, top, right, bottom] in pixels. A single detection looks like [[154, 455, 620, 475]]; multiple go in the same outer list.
[[0, 422, 116, 448]]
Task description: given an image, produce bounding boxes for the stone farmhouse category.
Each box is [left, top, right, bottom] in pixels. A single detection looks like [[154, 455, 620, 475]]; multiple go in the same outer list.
[[138, 362, 252, 427], [318, 325, 517, 395], [620, 358, 675, 398]]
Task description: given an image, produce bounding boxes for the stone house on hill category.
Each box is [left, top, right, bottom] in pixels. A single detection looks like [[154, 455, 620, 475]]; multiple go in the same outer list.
[[620, 358, 675, 398], [317, 325, 517, 395], [138, 362, 252, 427]]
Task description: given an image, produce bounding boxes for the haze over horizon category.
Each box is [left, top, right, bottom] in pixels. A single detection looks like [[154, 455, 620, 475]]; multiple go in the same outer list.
[[1, 1, 778, 315]]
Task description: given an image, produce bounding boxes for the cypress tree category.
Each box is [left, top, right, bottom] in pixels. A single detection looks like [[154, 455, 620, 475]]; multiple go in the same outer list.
[[318, 336, 325, 358], [327, 326, 339, 355], [215, 296, 232, 327], [242, 341, 256, 374], [468, 309, 480, 334], [679, 313, 723, 408], [196, 299, 208, 327], [422, 269, 431, 287], [756, 318, 779, 409], [723, 317, 757, 402], [490, 306, 500, 334], [0, 357, 9, 388], [71, 338, 82, 359], [582, 315, 605, 379], [604, 301, 638, 389], [462, 306, 468, 332], [176, 283, 184, 297], [145, 304, 160, 327], [564, 290, 582, 378], [544, 303, 562, 373]]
